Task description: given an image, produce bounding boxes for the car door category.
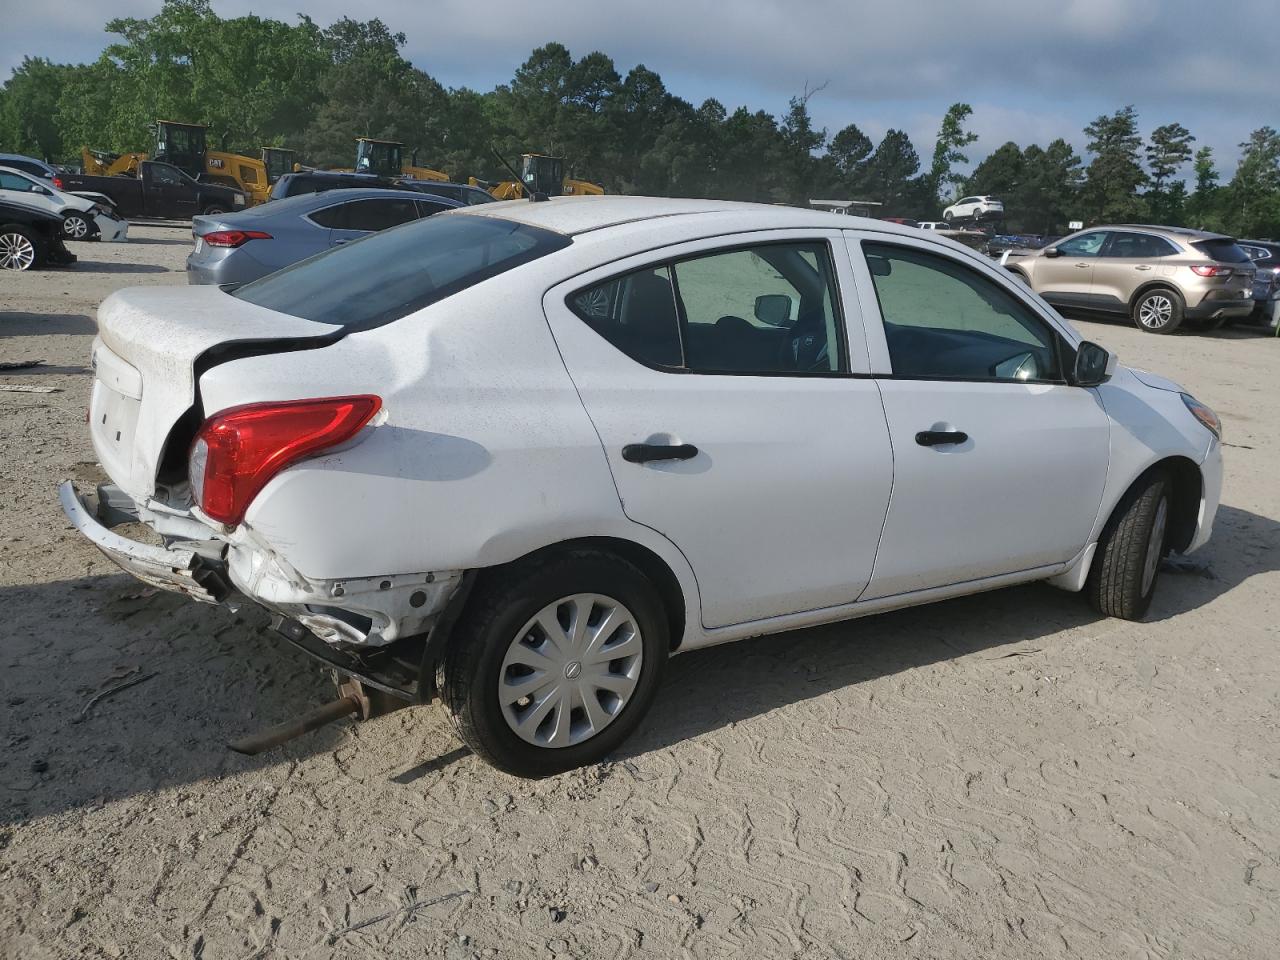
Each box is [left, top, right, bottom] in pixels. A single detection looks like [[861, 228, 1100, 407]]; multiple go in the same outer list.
[[1091, 230, 1180, 309], [0, 170, 58, 215], [542, 230, 894, 629], [1032, 230, 1110, 305], [142, 163, 197, 218], [325, 197, 420, 246], [848, 234, 1109, 599]]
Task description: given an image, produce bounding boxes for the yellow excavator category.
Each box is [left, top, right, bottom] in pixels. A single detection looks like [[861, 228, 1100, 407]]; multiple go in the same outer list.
[[473, 153, 604, 200], [261, 147, 297, 184], [349, 138, 449, 181], [81, 121, 275, 205]]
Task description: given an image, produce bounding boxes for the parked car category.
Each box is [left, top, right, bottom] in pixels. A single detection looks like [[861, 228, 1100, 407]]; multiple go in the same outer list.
[[0, 152, 61, 179], [881, 217, 919, 228], [982, 234, 1049, 258], [916, 221, 949, 231], [401, 179, 497, 206], [1239, 239, 1280, 328], [0, 165, 128, 241], [186, 188, 463, 285], [0, 198, 77, 270], [56, 161, 245, 220], [1005, 225, 1256, 333], [60, 198, 1222, 776], [943, 196, 1004, 223], [269, 169, 496, 206]]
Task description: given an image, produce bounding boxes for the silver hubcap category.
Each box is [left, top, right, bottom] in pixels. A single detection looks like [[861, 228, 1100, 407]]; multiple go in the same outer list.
[[0, 232, 35, 270], [498, 593, 644, 749], [65, 216, 88, 238], [1141, 496, 1169, 596], [1139, 295, 1173, 328]]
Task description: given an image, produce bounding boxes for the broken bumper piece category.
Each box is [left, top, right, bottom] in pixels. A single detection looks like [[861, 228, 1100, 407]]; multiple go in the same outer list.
[[58, 480, 227, 603]]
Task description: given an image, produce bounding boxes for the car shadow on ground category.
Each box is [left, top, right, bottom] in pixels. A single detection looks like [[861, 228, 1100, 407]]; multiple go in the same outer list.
[[1058, 307, 1275, 339], [117, 237, 191, 246], [1, 505, 1274, 825], [1, 313, 96, 337], [71, 261, 173, 274]]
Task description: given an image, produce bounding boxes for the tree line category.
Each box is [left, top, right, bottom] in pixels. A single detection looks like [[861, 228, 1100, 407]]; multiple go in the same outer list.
[[1, 0, 1277, 238]]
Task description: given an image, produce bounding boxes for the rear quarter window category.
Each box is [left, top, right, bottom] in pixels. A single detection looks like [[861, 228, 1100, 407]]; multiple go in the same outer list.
[[232, 214, 571, 332], [1191, 239, 1251, 264]]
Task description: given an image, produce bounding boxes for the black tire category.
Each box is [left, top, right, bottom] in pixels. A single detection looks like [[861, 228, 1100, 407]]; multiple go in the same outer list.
[[0, 224, 41, 270], [439, 549, 669, 777], [943, 210, 953, 223], [62, 211, 92, 241], [1131, 287, 1184, 333], [202, 205, 226, 216], [1086, 473, 1170, 620]]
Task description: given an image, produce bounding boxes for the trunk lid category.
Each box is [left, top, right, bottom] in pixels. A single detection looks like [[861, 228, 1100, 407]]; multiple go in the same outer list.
[[91, 285, 341, 500]]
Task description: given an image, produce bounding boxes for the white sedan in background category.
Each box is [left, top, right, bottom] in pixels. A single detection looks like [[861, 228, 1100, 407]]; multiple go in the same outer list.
[[61, 197, 1222, 776], [943, 195, 1005, 223], [0, 165, 128, 241]]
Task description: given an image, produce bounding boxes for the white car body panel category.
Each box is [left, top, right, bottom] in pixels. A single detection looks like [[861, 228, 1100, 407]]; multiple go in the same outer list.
[[70, 197, 1222, 656], [542, 229, 894, 628], [0, 165, 95, 218], [93, 211, 129, 242]]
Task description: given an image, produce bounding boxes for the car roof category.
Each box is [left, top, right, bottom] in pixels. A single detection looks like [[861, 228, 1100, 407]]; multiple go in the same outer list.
[[1105, 224, 1234, 242], [451, 196, 941, 238], [235, 187, 463, 217]]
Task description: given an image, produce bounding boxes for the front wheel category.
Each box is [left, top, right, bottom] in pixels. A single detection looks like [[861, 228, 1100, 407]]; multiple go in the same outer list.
[[1132, 288, 1184, 333], [439, 550, 669, 777], [62, 212, 92, 240], [1087, 473, 1170, 620], [0, 225, 40, 270], [943, 210, 953, 223]]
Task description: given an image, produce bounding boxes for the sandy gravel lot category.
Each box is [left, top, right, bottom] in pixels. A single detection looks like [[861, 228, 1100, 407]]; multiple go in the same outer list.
[[2, 225, 1278, 959]]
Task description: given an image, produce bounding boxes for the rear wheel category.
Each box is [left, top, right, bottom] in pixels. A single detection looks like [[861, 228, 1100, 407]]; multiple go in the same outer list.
[[943, 210, 953, 223], [202, 205, 226, 216], [1132, 288, 1184, 333], [1087, 473, 1170, 620], [62, 212, 91, 240], [439, 550, 669, 777], [0, 225, 39, 270]]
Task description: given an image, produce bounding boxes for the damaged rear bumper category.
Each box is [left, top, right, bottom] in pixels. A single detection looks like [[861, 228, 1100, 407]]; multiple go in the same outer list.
[[58, 480, 227, 603]]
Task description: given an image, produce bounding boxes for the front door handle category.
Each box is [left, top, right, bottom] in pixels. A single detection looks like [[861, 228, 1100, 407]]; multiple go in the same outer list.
[[916, 430, 968, 447], [1135, 265, 1152, 271], [1075, 262, 1091, 268], [622, 443, 699, 463]]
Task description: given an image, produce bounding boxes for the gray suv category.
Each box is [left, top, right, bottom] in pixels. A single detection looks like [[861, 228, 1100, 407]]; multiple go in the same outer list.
[[1007, 225, 1256, 333]]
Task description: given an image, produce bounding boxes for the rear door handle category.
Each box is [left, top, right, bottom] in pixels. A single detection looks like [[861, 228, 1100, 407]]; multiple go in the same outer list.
[[915, 430, 968, 447], [622, 443, 699, 463], [1135, 265, 1152, 271]]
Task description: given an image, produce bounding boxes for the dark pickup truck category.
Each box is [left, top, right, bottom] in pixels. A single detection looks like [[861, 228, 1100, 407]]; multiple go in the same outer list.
[[55, 161, 245, 221]]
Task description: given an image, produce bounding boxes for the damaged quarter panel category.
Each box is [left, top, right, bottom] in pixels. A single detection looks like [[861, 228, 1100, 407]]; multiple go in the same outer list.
[[194, 252, 700, 641]]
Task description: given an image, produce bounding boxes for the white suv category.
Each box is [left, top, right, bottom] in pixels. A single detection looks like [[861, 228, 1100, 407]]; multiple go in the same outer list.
[[943, 195, 1004, 223], [60, 198, 1223, 776]]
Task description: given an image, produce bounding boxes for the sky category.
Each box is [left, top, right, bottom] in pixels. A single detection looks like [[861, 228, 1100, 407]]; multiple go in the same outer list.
[[5, 0, 1277, 179]]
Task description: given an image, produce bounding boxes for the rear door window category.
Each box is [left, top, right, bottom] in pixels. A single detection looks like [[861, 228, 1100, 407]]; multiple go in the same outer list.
[[307, 202, 348, 229], [233, 215, 571, 331], [415, 199, 452, 218], [342, 197, 420, 232], [1103, 233, 1179, 258]]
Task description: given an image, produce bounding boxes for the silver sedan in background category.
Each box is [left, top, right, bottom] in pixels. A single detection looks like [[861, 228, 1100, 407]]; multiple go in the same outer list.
[[186, 188, 463, 285]]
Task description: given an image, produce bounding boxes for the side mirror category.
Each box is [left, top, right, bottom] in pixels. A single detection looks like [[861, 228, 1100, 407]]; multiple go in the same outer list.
[[753, 293, 793, 326], [1073, 340, 1115, 387], [1043, 247, 1061, 258], [867, 255, 893, 277]]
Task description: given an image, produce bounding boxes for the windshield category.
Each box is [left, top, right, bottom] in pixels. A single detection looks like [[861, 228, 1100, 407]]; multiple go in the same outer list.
[[232, 214, 571, 331]]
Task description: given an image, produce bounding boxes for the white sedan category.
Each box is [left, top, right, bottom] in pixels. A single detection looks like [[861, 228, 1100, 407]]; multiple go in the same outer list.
[[60, 197, 1223, 776], [0, 165, 128, 241]]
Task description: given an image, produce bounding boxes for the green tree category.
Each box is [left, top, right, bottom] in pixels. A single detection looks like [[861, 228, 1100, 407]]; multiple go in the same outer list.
[[1145, 122, 1195, 225], [864, 129, 920, 212], [1082, 105, 1147, 222], [927, 102, 979, 203], [0, 57, 72, 158], [1225, 127, 1280, 237], [964, 141, 1024, 199], [1015, 139, 1083, 235], [1187, 146, 1222, 229]]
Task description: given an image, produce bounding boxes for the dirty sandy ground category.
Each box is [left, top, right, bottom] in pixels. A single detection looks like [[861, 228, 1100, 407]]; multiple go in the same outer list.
[[1, 224, 1278, 959]]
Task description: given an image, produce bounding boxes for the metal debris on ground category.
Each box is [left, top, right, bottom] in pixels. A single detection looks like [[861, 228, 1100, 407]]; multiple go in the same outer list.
[[0, 384, 59, 393], [0, 359, 45, 370]]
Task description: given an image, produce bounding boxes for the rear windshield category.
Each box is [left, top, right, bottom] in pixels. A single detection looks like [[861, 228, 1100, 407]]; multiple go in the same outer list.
[[1191, 238, 1251, 263], [231, 214, 571, 331]]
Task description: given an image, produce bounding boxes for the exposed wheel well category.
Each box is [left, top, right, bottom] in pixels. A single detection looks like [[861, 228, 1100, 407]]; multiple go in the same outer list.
[[1121, 456, 1202, 552], [476, 537, 688, 650]]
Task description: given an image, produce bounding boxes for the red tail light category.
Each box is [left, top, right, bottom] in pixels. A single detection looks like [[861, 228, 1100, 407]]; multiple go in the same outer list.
[[190, 396, 381, 525], [1190, 265, 1233, 277], [202, 230, 272, 248], [52, 175, 65, 190]]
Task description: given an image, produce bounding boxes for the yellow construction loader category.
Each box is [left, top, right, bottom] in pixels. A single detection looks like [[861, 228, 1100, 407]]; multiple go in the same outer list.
[[81, 121, 275, 204], [352, 139, 448, 181], [474, 153, 604, 199]]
